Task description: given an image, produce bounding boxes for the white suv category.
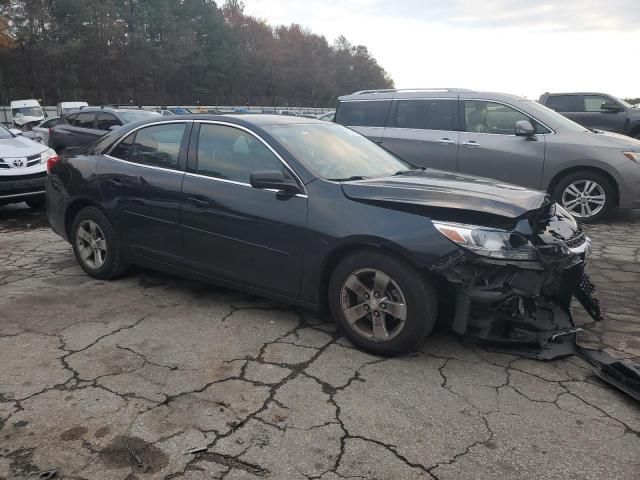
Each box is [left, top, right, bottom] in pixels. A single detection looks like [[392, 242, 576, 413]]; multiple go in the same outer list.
[[0, 124, 58, 209]]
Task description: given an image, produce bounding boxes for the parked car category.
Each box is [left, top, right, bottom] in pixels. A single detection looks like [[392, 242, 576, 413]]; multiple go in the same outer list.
[[47, 114, 597, 358], [32, 116, 62, 144], [539, 92, 640, 138], [168, 107, 192, 115], [317, 111, 335, 122], [10, 99, 45, 130], [57, 101, 89, 116], [49, 107, 160, 152], [335, 88, 640, 222], [0, 124, 58, 208]]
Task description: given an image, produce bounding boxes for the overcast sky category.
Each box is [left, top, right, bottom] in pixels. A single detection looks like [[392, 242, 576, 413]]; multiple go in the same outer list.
[[243, 0, 640, 99]]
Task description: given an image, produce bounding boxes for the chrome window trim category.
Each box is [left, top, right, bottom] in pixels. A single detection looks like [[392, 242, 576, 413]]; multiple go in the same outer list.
[[463, 98, 555, 135], [195, 120, 308, 196], [338, 99, 394, 103], [103, 154, 185, 175]]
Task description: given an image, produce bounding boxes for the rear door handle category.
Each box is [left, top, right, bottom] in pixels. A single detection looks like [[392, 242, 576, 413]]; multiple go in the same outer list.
[[186, 196, 210, 208], [105, 178, 123, 188], [437, 138, 456, 145], [462, 140, 480, 147]]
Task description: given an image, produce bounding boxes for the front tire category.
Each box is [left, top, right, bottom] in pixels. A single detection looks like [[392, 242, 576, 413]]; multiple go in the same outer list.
[[552, 171, 614, 223], [328, 249, 438, 356], [71, 206, 127, 279]]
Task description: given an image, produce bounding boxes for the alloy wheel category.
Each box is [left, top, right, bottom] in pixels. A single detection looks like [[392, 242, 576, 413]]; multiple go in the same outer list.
[[339, 268, 408, 342], [76, 220, 107, 269], [561, 180, 606, 219]]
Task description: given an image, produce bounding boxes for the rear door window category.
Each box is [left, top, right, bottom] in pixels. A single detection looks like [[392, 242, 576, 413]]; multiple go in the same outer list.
[[96, 113, 121, 131], [129, 123, 187, 169], [335, 101, 391, 127], [545, 95, 581, 112], [74, 112, 96, 129], [393, 99, 456, 131]]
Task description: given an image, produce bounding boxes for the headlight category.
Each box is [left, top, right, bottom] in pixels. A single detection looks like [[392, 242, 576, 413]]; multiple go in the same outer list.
[[40, 148, 57, 164], [622, 151, 640, 163], [433, 221, 538, 260]]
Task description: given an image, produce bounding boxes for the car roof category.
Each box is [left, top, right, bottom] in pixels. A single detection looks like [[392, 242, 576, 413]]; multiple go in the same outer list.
[[10, 99, 41, 107], [337, 88, 528, 102], [542, 92, 613, 96]]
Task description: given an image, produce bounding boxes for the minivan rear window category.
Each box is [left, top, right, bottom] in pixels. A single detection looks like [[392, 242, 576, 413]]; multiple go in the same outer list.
[[335, 100, 391, 127]]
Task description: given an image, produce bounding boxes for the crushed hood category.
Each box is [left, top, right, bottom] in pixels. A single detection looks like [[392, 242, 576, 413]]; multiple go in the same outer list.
[[341, 169, 550, 219]]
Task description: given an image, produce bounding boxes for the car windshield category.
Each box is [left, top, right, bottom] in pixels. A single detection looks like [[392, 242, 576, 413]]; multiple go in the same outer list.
[[265, 123, 409, 181], [523, 100, 589, 132], [12, 106, 43, 117], [0, 124, 13, 139], [118, 110, 160, 123]]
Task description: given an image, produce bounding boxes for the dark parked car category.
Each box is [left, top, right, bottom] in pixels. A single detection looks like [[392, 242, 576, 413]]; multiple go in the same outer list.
[[46, 115, 598, 357], [49, 107, 160, 153], [539, 92, 640, 138], [335, 88, 640, 222]]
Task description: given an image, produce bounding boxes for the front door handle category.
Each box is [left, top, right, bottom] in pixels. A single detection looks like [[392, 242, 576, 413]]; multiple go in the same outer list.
[[462, 140, 480, 147], [437, 138, 456, 145], [186, 196, 210, 208]]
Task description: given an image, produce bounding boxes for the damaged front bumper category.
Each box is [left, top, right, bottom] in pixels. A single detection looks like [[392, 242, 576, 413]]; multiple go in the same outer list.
[[430, 213, 640, 402]]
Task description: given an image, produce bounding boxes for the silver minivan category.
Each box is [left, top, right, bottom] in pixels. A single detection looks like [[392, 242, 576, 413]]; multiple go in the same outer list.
[[335, 88, 640, 222]]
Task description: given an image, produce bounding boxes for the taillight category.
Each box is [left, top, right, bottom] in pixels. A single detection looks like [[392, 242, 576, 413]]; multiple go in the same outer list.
[[47, 155, 60, 173]]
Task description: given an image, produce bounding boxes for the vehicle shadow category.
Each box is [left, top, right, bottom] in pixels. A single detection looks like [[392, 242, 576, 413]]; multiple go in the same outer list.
[[0, 202, 49, 231]]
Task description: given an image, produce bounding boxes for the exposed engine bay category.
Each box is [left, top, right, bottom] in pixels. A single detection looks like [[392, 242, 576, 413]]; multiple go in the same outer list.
[[430, 202, 640, 401]]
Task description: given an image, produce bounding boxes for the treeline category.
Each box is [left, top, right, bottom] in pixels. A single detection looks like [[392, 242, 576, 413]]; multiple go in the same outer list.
[[0, 0, 393, 107]]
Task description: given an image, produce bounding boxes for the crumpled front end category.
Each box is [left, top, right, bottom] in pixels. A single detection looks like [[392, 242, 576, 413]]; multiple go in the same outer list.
[[430, 202, 601, 351], [430, 203, 640, 401]]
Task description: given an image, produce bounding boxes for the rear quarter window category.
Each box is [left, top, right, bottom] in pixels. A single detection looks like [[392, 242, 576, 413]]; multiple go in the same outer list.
[[335, 100, 391, 127], [545, 95, 581, 113]]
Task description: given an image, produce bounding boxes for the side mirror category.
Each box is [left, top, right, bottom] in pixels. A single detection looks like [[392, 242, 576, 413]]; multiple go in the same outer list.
[[109, 125, 120, 131], [9, 128, 23, 136], [601, 102, 622, 113], [515, 120, 536, 137], [250, 170, 301, 195]]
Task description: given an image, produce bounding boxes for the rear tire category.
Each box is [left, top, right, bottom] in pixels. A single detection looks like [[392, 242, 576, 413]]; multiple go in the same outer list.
[[552, 171, 614, 223], [328, 249, 437, 356], [70, 206, 127, 280]]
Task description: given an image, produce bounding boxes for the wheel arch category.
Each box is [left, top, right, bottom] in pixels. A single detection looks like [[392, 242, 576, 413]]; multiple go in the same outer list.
[[317, 239, 417, 309], [548, 165, 620, 207], [64, 198, 111, 239]]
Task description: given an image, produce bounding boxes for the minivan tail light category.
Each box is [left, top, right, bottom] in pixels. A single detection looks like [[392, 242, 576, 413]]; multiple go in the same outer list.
[[46, 155, 60, 172]]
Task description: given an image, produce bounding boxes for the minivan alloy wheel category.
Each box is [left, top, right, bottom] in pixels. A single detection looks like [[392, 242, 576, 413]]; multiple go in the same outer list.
[[76, 219, 107, 269], [561, 180, 606, 219], [340, 268, 408, 342]]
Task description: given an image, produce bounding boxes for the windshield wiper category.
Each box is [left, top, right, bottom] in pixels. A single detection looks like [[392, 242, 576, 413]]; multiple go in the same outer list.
[[328, 175, 370, 182]]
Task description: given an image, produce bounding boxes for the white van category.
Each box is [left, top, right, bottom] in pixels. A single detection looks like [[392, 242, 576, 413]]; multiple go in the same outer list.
[[57, 101, 88, 116], [10, 99, 45, 130]]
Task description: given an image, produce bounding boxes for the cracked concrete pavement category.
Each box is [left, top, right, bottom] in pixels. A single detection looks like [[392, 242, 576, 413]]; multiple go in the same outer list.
[[0, 203, 639, 479]]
